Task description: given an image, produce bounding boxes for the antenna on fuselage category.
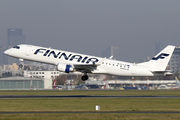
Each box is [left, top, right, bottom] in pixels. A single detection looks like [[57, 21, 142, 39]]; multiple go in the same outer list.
[[109, 56, 113, 59]]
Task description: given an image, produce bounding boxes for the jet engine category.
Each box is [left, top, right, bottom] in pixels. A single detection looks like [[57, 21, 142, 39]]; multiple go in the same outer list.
[[56, 63, 74, 73]]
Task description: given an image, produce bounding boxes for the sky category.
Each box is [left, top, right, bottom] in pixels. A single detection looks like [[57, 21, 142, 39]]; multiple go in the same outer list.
[[0, 0, 180, 63]]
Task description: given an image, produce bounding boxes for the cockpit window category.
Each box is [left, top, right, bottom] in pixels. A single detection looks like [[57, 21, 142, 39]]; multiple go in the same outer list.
[[13, 46, 20, 49]]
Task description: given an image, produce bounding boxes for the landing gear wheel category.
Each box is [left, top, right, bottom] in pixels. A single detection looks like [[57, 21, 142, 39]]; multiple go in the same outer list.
[[81, 75, 89, 81], [19, 64, 23, 68]]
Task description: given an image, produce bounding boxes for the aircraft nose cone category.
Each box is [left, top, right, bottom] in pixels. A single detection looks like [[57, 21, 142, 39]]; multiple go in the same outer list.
[[4, 50, 10, 55]]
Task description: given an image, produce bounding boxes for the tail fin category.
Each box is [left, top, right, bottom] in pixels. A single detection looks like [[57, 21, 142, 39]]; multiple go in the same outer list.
[[138, 45, 175, 71]]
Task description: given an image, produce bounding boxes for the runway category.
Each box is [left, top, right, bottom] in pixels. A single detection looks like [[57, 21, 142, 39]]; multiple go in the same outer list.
[[0, 95, 180, 99]]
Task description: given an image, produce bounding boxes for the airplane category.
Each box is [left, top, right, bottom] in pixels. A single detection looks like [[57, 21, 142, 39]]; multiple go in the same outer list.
[[4, 44, 175, 81]]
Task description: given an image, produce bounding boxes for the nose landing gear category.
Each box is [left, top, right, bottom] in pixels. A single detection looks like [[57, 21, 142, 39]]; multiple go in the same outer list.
[[19, 59, 24, 69]]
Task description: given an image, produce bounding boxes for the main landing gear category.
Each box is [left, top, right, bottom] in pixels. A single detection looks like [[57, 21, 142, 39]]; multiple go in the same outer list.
[[81, 73, 89, 81]]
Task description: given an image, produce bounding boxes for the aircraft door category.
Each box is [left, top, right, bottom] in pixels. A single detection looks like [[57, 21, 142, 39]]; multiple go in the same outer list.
[[26, 45, 32, 56], [132, 63, 137, 75]]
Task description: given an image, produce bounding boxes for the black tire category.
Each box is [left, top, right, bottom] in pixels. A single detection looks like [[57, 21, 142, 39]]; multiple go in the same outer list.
[[81, 75, 88, 81], [19, 64, 23, 68]]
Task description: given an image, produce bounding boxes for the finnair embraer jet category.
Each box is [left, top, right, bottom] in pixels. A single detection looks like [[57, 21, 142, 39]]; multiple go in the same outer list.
[[4, 44, 175, 81]]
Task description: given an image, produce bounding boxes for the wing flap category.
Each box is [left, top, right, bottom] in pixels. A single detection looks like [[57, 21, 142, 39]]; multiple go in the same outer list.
[[73, 64, 98, 73]]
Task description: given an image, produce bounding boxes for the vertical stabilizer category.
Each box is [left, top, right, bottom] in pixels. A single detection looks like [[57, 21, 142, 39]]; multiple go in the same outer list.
[[138, 45, 175, 71]]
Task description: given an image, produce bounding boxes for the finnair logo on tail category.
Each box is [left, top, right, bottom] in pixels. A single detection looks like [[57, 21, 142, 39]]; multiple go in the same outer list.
[[152, 53, 169, 60]]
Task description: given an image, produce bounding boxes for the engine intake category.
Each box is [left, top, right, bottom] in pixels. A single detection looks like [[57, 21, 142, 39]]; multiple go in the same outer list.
[[56, 63, 73, 73]]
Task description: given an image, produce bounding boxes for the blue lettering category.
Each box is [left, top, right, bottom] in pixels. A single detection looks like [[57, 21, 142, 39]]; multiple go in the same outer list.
[[43, 50, 50, 56], [34, 49, 46, 54], [34, 49, 100, 64], [59, 53, 72, 60], [70, 55, 82, 62], [81, 57, 88, 63], [48, 51, 61, 58], [86, 58, 99, 64]]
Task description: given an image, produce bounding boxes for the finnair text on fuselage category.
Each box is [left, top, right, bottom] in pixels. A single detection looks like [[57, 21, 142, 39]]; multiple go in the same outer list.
[[34, 48, 130, 71], [34, 48, 99, 64]]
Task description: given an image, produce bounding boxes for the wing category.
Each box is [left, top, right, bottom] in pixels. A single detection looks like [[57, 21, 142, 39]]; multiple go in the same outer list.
[[73, 58, 106, 73], [73, 64, 99, 73]]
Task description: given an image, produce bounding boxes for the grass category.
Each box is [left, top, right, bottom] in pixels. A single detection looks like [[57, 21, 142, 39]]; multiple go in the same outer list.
[[0, 113, 180, 120], [0, 98, 180, 112], [0, 90, 180, 120]]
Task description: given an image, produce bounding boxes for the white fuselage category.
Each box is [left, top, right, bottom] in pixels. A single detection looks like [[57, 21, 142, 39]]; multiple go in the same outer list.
[[4, 44, 165, 77]]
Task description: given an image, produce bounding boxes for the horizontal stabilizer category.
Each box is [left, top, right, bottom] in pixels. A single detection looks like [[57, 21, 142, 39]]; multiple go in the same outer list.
[[151, 70, 173, 76]]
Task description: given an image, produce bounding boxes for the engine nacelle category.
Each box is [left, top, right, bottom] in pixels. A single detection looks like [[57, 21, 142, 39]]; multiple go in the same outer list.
[[56, 63, 74, 73]]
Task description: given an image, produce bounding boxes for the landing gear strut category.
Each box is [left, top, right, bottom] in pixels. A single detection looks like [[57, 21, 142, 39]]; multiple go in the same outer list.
[[81, 73, 89, 81], [19, 59, 24, 69]]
